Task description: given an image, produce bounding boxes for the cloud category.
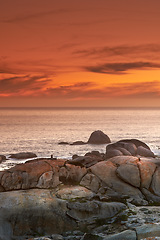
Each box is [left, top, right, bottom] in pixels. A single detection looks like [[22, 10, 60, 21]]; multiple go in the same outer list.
[[0, 75, 51, 95], [44, 80, 160, 99], [46, 82, 95, 97], [1, 9, 73, 24], [84, 62, 160, 74], [73, 44, 160, 58]]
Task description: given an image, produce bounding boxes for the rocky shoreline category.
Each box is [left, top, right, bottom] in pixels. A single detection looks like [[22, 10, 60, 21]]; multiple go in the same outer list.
[[0, 132, 160, 239]]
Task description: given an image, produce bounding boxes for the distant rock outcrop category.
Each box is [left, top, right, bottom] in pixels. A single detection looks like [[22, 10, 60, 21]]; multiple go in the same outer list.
[[9, 152, 37, 159], [58, 130, 111, 145], [87, 130, 111, 144]]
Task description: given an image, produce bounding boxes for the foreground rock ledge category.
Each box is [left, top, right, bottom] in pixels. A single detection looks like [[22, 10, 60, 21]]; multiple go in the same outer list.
[[0, 141, 160, 239]]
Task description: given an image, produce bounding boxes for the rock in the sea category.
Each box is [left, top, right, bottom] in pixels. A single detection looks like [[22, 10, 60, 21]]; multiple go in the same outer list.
[[106, 139, 155, 159], [137, 146, 155, 157], [71, 141, 86, 145], [87, 130, 111, 144], [9, 152, 37, 159], [118, 139, 150, 150], [58, 142, 69, 145]]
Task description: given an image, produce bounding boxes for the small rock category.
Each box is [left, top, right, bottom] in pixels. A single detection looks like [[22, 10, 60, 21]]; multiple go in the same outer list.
[[58, 142, 69, 145], [9, 152, 37, 159], [71, 141, 86, 145]]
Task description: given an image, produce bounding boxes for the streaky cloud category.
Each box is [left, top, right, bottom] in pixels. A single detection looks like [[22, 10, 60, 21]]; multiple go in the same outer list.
[[84, 62, 160, 74], [73, 44, 160, 58]]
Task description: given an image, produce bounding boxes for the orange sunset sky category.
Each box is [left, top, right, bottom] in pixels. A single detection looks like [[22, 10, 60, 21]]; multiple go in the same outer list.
[[1, 0, 160, 107]]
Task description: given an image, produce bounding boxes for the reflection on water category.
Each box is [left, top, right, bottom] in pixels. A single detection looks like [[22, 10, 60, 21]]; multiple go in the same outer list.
[[0, 108, 160, 170]]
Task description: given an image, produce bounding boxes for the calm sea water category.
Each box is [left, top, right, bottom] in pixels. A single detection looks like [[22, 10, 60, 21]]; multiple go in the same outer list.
[[0, 108, 160, 170]]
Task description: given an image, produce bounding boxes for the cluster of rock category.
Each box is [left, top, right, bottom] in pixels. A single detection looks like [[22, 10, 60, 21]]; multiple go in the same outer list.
[[106, 139, 155, 159], [59, 130, 111, 145], [0, 137, 160, 239]]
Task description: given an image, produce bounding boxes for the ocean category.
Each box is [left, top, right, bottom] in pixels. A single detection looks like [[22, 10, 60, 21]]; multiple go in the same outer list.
[[0, 107, 160, 170]]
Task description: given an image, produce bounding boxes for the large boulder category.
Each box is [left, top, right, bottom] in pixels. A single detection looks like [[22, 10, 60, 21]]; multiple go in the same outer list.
[[0, 189, 76, 239], [87, 130, 111, 144], [90, 160, 145, 204], [0, 159, 65, 191], [106, 139, 155, 159], [9, 152, 37, 159]]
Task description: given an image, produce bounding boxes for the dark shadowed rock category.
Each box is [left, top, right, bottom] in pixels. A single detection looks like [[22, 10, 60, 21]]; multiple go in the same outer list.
[[59, 164, 87, 184], [67, 156, 102, 168], [106, 139, 155, 159], [116, 147, 132, 156], [118, 139, 150, 150], [87, 130, 111, 144], [58, 142, 69, 145], [137, 146, 155, 157], [0, 155, 6, 161], [9, 152, 37, 159], [71, 141, 86, 145]]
